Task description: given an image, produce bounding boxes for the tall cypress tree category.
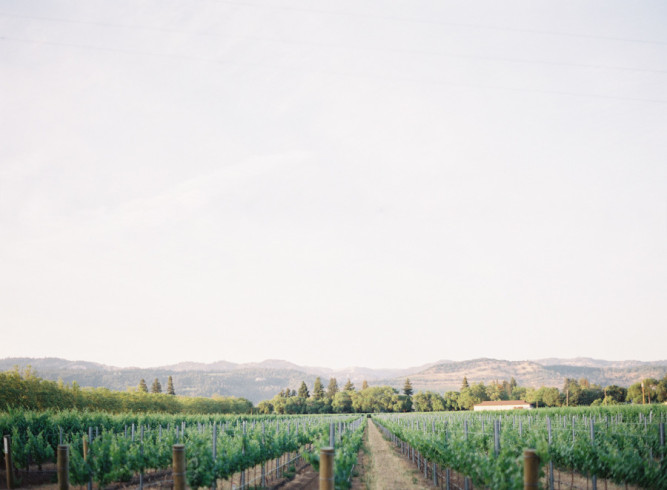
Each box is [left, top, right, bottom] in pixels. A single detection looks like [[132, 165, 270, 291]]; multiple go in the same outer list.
[[138, 379, 148, 393], [403, 378, 413, 397], [298, 381, 310, 398], [461, 376, 469, 390], [151, 378, 162, 394], [327, 378, 338, 399], [167, 376, 176, 396], [313, 377, 325, 400]]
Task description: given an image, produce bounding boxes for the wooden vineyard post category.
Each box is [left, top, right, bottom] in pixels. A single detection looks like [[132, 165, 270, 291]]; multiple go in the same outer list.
[[547, 416, 554, 490], [261, 422, 266, 487], [319, 447, 334, 490], [211, 423, 217, 490], [590, 419, 597, 490], [4, 435, 14, 489], [82, 436, 89, 490], [84, 427, 93, 490], [57, 445, 69, 490], [523, 449, 539, 490], [173, 444, 186, 490], [241, 421, 246, 488]]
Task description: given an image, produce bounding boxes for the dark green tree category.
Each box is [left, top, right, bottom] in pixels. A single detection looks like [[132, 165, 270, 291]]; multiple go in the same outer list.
[[167, 376, 176, 396], [603, 385, 626, 404], [257, 400, 273, 414], [298, 381, 310, 398], [344, 379, 355, 391], [461, 376, 469, 390], [657, 375, 667, 402], [313, 377, 325, 400], [627, 383, 642, 404], [502, 380, 511, 399], [563, 378, 584, 406], [403, 378, 413, 397], [332, 391, 353, 413], [151, 378, 162, 394], [396, 394, 413, 412], [138, 379, 148, 393], [642, 378, 659, 404], [327, 378, 339, 399]]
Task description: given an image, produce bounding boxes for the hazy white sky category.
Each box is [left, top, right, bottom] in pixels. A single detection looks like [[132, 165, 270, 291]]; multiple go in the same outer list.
[[1, 1, 666, 369]]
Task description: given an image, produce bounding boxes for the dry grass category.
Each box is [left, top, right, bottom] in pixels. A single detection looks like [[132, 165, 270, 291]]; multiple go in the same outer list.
[[361, 420, 434, 490]]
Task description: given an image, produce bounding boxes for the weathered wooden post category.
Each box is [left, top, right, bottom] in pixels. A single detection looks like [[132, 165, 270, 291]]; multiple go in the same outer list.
[[4, 435, 14, 489], [523, 449, 540, 490], [173, 444, 186, 490], [57, 445, 69, 490], [319, 447, 334, 490], [85, 427, 93, 490], [211, 423, 217, 490]]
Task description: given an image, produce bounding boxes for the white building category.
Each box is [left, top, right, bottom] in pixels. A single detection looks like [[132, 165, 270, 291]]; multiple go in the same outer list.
[[473, 400, 533, 411]]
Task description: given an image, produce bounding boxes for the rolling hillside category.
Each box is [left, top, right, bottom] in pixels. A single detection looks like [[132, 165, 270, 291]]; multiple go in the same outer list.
[[380, 358, 667, 393], [1, 357, 665, 404]]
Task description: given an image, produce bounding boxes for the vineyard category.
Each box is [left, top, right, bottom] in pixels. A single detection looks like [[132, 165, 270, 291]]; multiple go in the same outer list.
[[373, 405, 667, 489], [1, 405, 666, 489], [0, 410, 364, 489]]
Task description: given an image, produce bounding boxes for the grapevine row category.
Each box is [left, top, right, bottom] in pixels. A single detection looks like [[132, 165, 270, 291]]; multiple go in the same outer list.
[[373, 406, 666, 489], [1, 410, 359, 488]]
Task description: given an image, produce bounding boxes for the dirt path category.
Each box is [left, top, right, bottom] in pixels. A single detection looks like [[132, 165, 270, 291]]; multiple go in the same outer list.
[[359, 419, 434, 490], [277, 463, 319, 490]]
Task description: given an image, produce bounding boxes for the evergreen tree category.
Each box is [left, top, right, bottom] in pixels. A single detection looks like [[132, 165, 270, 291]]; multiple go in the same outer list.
[[461, 376, 469, 390], [151, 378, 162, 394], [298, 381, 310, 398], [327, 378, 339, 399], [167, 376, 175, 396], [344, 379, 355, 391], [502, 380, 511, 399], [313, 377, 325, 400], [362, 380, 369, 390], [403, 378, 413, 397], [290, 389, 297, 397], [138, 379, 148, 393]]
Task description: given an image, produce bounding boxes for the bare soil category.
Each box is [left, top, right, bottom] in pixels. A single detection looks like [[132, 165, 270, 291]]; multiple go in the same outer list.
[[275, 463, 318, 490], [360, 419, 435, 490]]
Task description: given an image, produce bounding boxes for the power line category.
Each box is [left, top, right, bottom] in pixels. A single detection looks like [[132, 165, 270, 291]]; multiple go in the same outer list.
[[2, 35, 666, 105]]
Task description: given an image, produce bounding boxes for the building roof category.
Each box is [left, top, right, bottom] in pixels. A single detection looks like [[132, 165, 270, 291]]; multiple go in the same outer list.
[[474, 400, 531, 406]]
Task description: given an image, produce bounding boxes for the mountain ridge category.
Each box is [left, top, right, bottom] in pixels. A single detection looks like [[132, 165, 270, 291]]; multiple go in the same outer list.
[[2, 356, 666, 404]]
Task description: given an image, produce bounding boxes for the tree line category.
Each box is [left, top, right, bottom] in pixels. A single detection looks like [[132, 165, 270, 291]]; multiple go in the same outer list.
[[136, 376, 176, 395], [3, 367, 665, 415], [256, 374, 667, 414], [257, 377, 416, 414], [0, 367, 252, 414]]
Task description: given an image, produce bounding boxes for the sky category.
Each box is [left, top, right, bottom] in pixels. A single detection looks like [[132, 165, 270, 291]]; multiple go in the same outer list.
[[1, 1, 666, 369]]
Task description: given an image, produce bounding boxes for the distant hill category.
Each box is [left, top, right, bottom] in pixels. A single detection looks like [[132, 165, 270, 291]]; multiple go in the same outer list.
[[532, 357, 667, 369], [381, 358, 667, 393], [1, 357, 665, 404]]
